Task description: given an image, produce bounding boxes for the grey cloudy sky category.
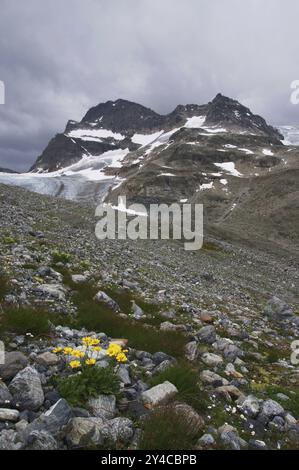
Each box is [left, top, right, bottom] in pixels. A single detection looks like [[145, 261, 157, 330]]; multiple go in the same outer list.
[[0, 0, 298, 171]]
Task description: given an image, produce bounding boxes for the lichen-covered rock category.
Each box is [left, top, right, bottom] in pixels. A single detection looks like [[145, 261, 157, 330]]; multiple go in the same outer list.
[[9, 366, 44, 411]]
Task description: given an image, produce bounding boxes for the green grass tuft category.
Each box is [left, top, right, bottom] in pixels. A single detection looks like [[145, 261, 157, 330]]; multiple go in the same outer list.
[[56, 365, 120, 408], [0, 307, 51, 336], [139, 405, 201, 450]]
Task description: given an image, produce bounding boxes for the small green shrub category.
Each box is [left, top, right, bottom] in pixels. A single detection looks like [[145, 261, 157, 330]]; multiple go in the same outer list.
[[149, 363, 205, 412], [57, 365, 120, 408], [2, 236, 17, 245], [52, 251, 72, 265], [0, 275, 9, 301], [139, 405, 201, 450], [0, 307, 51, 336]]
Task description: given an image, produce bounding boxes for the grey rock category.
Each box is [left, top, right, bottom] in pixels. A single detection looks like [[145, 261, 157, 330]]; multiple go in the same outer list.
[[0, 381, 13, 406], [264, 296, 293, 320], [35, 352, 60, 366], [0, 429, 24, 450], [0, 351, 28, 380], [238, 395, 261, 418], [261, 399, 284, 418], [117, 364, 131, 385], [197, 433, 215, 448], [26, 399, 72, 437], [100, 417, 134, 444], [0, 408, 20, 422], [248, 439, 267, 450], [160, 321, 178, 331], [141, 381, 178, 407], [185, 341, 199, 361], [26, 430, 58, 450], [201, 352, 223, 366], [87, 394, 116, 419], [152, 352, 170, 365], [131, 300, 144, 319], [94, 290, 120, 312], [198, 325, 216, 344], [66, 417, 102, 448], [154, 360, 174, 375], [200, 370, 229, 386], [35, 283, 66, 301], [71, 274, 88, 283], [9, 366, 44, 411]]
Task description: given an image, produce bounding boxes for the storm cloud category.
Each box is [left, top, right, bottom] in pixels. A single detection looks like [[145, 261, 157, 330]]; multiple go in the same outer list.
[[0, 0, 298, 171]]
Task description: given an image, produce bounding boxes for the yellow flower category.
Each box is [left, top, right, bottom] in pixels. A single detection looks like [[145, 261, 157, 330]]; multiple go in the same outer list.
[[116, 352, 128, 363], [71, 349, 85, 358], [69, 360, 81, 369], [63, 347, 74, 355], [82, 336, 93, 346], [82, 336, 100, 347], [93, 346, 102, 352], [85, 358, 96, 366], [52, 347, 62, 354], [106, 343, 122, 357]]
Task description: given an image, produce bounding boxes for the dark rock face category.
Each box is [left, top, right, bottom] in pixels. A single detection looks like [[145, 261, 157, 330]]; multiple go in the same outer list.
[[82, 99, 164, 132], [205, 94, 283, 142]]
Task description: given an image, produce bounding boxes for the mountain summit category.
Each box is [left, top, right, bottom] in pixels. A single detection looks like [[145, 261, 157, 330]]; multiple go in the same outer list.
[[30, 94, 283, 173]]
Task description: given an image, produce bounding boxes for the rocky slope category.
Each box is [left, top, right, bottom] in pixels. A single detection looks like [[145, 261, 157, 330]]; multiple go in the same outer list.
[[0, 183, 298, 450]]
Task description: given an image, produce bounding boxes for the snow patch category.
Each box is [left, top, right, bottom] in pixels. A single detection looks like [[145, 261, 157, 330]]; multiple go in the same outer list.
[[214, 162, 242, 177], [185, 115, 206, 128], [68, 128, 125, 141]]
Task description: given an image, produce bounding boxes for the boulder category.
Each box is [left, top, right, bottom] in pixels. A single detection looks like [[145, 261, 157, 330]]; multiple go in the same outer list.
[[26, 399, 72, 438], [200, 370, 228, 386], [201, 352, 223, 366], [261, 399, 284, 418], [71, 274, 88, 284], [26, 430, 58, 450], [0, 408, 20, 422], [141, 381, 178, 407], [198, 325, 216, 344], [100, 417, 134, 444], [35, 284, 66, 302], [0, 430, 24, 450], [66, 417, 102, 448], [94, 291, 120, 312], [237, 395, 260, 418], [87, 394, 116, 419], [9, 366, 44, 411], [36, 352, 60, 367], [0, 351, 28, 381], [264, 296, 293, 320]]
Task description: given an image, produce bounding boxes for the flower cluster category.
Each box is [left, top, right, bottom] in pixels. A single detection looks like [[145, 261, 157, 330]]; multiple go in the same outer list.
[[106, 343, 128, 363], [52, 337, 128, 369], [53, 336, 102, 369]]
